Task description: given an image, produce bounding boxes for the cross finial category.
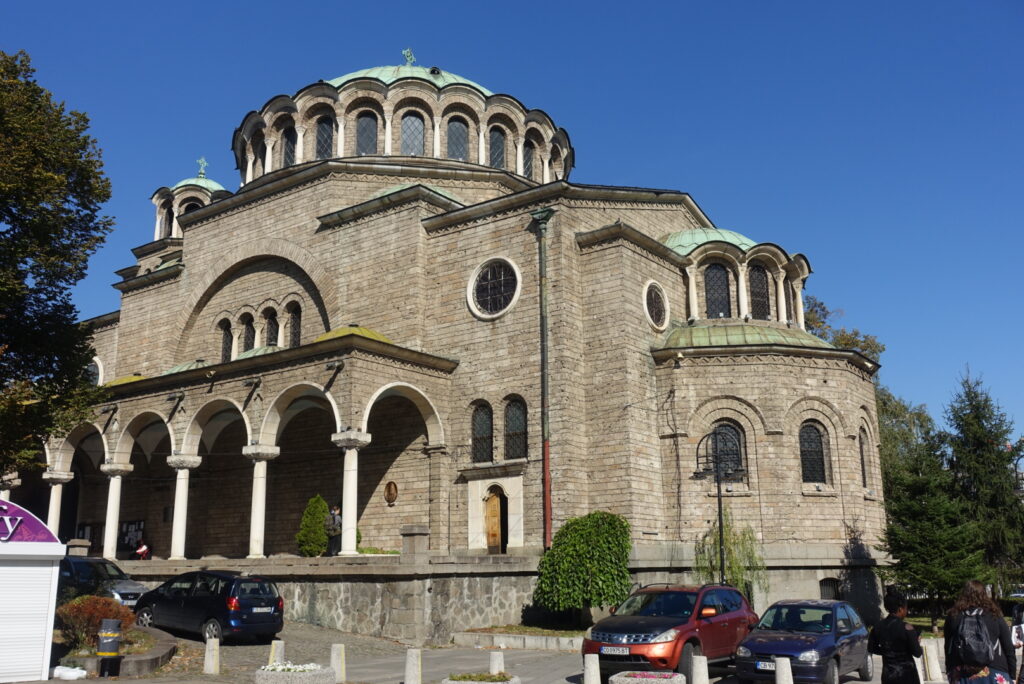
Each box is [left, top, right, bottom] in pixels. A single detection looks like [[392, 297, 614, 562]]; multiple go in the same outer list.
[[402, 48, 416, 66], [196, 156, 208, 178]]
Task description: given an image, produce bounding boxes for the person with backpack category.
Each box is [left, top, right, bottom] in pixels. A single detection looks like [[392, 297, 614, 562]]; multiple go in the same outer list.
[[944, 579, 1015, 684], [323, 503, 343, 556], [869, 588, 923, 684]]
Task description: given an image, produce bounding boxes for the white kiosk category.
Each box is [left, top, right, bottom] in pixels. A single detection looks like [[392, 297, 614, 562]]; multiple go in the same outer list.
[[0, 500, 65, 682]]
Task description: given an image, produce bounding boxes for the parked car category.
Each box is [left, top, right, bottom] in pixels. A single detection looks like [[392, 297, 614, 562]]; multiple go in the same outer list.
[[58, 556, 149, 607], [582, 583, 758, 680], [734, 599, 872, 684], [134, 570, 283, 643]]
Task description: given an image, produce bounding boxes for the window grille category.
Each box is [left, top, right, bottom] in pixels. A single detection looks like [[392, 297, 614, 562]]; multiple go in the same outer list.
[[749, 265, 771, 320], [219, 320, 232, 363], [471, 403, 493, 463], [241, 315, 256, 352], [504, 399, 527, 460], [859, 428, 869, 487], [356, 112, 377, 155], [704, 264, 731, 318], [264, 310, 279, 346], [523, 142, 534, 179], [819, 578, 842, 600], [800, 421, 828, 483], [287, 304, 301, 348], [646, 283, 666, 328], [447, 118, 468, 161], [489, 127, 506, 168], [282, 127, 297, 167], [315, 117, 333, 160], [711, 422, 744, 475], [474, 260, 517, 315], [85, 362, 100, 386], [400, 113, 424, 156]]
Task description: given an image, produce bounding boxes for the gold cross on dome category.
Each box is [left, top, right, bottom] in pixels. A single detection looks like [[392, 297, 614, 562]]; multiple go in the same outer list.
[[196, 156, 208, 178], [402, 48, 416, 66]]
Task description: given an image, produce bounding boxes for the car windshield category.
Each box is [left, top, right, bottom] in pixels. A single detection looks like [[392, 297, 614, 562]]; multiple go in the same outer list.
[[757, 605, 833, 633], [235, 580, 279, 599], [615, 591, 696, 619], [76, 560, 127, 582]]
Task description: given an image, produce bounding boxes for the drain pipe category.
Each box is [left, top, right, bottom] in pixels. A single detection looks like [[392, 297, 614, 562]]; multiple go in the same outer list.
[[531, 207, 557, 549]]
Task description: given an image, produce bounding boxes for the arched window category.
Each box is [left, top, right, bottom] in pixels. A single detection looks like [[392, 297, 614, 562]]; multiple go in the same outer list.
[[786, 279, 795, 323], [263, 309, 279, 347], [859, 428, 869, 487], [356, 112, 377, 155], [400, 112, 424, 156], [161, 202, 174, 238], [504, 398, 527, 460], [218, 319, 233, 363], [315, 117, 334, 160], [255, 141, 267, 175], [799, 421, 829, 484], [286, 303, 302, 348], [704, 264, 731, 318], [471, 403, 493, 463], [489, 127, 506, 169], [711, 422, 745, 476], [240, 314, 256, 352], [282, 127, 297, 167], [85, 361, 100, 386], [523, 141, 535, 180], [447, 117, 468, 161], [749, 264, 771, 320], [182, 202, 202, 214]]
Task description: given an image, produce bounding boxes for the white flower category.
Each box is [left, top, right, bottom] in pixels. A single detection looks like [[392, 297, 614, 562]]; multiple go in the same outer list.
[[259, 661, 324, 672]]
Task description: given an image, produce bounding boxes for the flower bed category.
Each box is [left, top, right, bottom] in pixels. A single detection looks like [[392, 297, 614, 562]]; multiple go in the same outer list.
[[609, 672, 686, 683], [440, 675, 521, 684], [253, 662, 334, 684]]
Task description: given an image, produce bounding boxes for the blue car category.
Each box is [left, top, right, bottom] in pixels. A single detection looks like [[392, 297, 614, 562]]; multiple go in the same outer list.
[[734, 600, 873, 684]]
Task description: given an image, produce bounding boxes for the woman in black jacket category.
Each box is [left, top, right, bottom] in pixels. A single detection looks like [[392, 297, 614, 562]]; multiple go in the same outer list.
[[869, 589, 923, 684], [944, 580, 1015, 684]]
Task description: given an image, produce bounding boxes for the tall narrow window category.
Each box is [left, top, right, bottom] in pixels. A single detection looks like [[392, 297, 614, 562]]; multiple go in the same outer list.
[[400, 112, 425, 156], [287, 303, 302, 348], [859, 428, 869, 487], [786, 279, 795, 323], [161, 203, 174, 238], [447, 118, 468, 161], [282, 127, 297, 167], [799, 421, 828, 484], [504, 399, 527, 460], [711, 422, 745, 476], [218, 319, 233, 363], [489, 127, 506, 168], [471, 403, 493, 463], [315, 117, 334, 160], [523, 141, 535, 180], [255, 141, 267, 175], [749, 264, 771, 320], [85, 361, 100, 386], [356, 112, 377, 155], [704, 264, 731, 318], [263, 309, 279, 347], [240, 314, 256, 352]]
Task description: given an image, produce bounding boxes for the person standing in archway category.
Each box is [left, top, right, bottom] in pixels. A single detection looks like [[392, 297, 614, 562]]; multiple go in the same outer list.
[[324, 503, 342, 557]]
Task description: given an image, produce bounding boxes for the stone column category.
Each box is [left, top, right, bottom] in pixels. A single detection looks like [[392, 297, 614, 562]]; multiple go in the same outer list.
[[424, 445, 450, 551], [686, 266, 700, 319], [433, 119, 441, 157], [793, 279, 805, 330], [542, 154, 550, 183], [152, 209, 162, 242], [167, 454, 202, 560], [478, 129, 486, 165], [331, 430, 372, 555], [295, 126, 305, 164], [241, 445, 280, 559], [515, 138, 524, 176], [0, 472, 21, 501], [336, 118, 345, 157], [775, 271, 788, 322], [43, 470, 74, 534], [245, 153, 254, 184], [384, 113, 393, 155], [100, 463, 134, 560], [264, 139, 275, 173], [737, 265, 750, 319]]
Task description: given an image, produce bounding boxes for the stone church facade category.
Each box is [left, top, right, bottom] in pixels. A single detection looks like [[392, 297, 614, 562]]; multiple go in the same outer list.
[[5, 60, 885, 626]]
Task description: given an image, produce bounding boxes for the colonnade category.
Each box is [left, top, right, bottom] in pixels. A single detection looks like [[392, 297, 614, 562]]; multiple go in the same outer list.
[[684, 263, 805, 328]]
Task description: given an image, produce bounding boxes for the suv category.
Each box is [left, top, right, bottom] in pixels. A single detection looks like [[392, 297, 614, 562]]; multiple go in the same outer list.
[[582, 584, 758, 680], [58, 556, 149, 607], [135, 570, 283, 643]]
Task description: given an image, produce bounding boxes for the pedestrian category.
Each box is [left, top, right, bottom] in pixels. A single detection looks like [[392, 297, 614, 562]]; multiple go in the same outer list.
[[324, 503, 342, 556], [133, 538, 151, 560], [869, 588, 922, 684], [944, 579, 1015, 684]]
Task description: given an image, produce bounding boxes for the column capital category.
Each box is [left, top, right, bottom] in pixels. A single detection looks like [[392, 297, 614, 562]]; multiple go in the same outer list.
[[423, 444, 449, 456], [167, 454, 202, 470], [100, 462, 134, 477], [332, 430, 371, 449], [242, 444, 280, 461], [1, 473, 21, 490], [43, 470, 74, 485]]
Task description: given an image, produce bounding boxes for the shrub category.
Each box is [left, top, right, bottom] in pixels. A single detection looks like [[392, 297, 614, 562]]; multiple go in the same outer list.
[[56, 595, 136, 652], [296, 494, 329, 557]]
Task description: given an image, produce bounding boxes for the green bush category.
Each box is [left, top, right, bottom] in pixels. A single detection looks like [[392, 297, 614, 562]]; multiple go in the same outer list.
[[56, 595, 136, 652], [296, 494, 329, 557], [533, 511, 632, 615]]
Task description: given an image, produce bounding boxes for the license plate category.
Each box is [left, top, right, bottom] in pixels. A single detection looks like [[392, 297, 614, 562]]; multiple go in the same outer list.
[[252, 606, 273, 613], [600, 646, 629, 655], [123, 600, 137, 607], [756, 661, 776, 671]]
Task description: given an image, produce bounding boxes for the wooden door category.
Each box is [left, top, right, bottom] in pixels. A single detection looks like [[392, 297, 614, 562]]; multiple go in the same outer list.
[[485, 493, 501, 554]]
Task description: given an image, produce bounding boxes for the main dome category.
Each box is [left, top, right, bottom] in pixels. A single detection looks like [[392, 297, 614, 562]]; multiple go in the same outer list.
[[326, 65, 493, 96]]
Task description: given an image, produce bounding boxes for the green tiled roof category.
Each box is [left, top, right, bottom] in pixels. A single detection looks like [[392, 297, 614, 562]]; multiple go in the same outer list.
[[371, 183, 464, 204], [172, 176, 226, 192], [161, 359, 208, 375], [235, 345, 281, 360], [327, 65, 493, 96], [315, 326, 393, 345], [104, 374, 146, 387], [659, 324, 833, 350], [662, 228, 757, 255]]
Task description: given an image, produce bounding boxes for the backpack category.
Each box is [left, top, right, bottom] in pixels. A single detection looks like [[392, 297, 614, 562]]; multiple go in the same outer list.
[[953, 610, 997, 667]]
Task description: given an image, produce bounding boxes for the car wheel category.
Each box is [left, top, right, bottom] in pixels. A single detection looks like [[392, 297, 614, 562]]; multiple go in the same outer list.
[[677, 641, 702, 682], [202, 619, 223, 643], [824, 658, 839, 684], [135, 606, 154, 628], [857, 652, 874, 681]]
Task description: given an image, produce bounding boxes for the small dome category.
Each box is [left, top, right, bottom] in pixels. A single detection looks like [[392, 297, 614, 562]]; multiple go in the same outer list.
[[659, 323, 833, 351], [327, 65, 493, 97], [662, 227, 757, 255], [172, 175, 226, 192]]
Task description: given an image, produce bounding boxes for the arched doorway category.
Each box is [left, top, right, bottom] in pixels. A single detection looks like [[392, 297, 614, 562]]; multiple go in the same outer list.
[[484, 485, 508, 555]]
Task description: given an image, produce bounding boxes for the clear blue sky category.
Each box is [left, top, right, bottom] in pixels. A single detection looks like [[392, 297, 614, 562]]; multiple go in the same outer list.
[[3, 0, 1021, 435]]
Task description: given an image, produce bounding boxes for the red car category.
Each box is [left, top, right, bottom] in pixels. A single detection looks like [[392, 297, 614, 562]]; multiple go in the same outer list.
[[582, 583, 758, 680]]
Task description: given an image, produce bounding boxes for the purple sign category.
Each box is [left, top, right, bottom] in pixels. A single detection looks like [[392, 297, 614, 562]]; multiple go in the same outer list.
[[0, 500, 59, 543]]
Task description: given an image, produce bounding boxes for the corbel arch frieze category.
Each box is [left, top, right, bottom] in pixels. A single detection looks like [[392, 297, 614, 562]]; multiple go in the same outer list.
[[783, 395, 851, 440], [685, 394, 770, 439]]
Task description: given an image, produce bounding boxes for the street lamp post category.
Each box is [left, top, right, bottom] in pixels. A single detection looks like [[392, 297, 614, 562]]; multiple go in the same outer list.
[[693, 429, 745, 585]]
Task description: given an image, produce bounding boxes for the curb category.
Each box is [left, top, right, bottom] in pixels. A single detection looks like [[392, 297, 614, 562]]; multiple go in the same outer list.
[[452, 632, 582, 651], [59, 626, 177, 677]]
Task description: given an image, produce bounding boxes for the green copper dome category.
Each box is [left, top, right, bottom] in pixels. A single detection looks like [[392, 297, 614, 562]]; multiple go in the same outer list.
[[327, 65, 493, 97], [659, 323, 833, 351], [172, 175, 226, 192], [662, 227, 757, 255]]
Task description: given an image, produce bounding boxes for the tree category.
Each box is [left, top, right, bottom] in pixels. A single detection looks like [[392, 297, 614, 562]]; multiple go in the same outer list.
[[533, 511, 632, 622], [693, 505, 768, 600], [0, 50, 112, 475], [295, 494, 329, 557], [803, 295, 885, 363], [941, 374, 1024, 589]]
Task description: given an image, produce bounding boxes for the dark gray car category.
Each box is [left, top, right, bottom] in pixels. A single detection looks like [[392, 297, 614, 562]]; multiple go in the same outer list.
[[58, 556, 150, 607]]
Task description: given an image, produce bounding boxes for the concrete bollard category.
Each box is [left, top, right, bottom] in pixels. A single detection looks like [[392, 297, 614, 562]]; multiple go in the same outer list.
[[489, 650, 505, 675], [330, 643, 346, 684], [405, 648, 422, 684], [203, 638, 220, 675], [914, 655, 926, 684], [269, 639, 285, 665], [923, 640, 943, 682], [583, 653, 601, 684], [692, 655, 710, 684], [775, 657, 793, 684]]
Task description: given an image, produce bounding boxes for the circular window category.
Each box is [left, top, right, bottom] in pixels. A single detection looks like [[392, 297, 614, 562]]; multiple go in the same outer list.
[[468, 258, 521, 319], [644, 280, 669, 330]]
